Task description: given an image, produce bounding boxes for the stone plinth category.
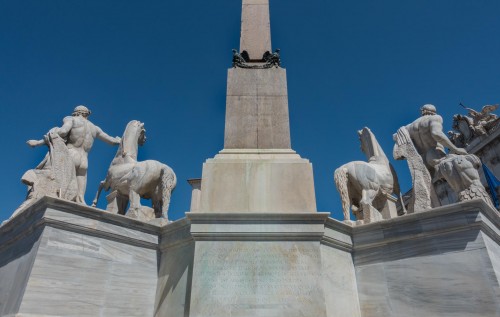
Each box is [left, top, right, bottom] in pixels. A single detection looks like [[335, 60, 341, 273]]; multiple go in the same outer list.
[[187, 212, 331, 317], [0, 197, 161, 317], [353, 200, 500, 317], [198, 149, 317, 213], [224, 68, 291, 149], [1, 197, 499, 317]]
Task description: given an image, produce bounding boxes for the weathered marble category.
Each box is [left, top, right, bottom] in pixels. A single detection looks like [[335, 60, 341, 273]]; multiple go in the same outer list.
[[321, 219, 361, 317], [25, 105, 120, 205], [334, 127, 399, 223], [435, 153, 494, 207], [199, 150, 316, 213], [1, 197, 500, 316], [353, 200, 500, 317], [155, 219, 194, 317], [0, 197, 161, 317], [92, 120, 177, 221], [187, 212, 330, 317]]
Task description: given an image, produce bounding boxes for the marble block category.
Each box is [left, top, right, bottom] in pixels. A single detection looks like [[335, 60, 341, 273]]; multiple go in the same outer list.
[[224, 68, 291, 149], [352, 200, 500, 317], [0, 197, 161, 317], [155, 219, 195, 317], [187, 212, 330, 317], [198, 149, 317, 213]]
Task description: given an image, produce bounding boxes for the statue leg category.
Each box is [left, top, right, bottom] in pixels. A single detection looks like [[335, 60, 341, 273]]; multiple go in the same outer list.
[[75, 168, 87, 204]]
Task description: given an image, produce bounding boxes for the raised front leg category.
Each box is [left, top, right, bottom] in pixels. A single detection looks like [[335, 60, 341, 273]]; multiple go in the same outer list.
[[91, 181, 105, 207]]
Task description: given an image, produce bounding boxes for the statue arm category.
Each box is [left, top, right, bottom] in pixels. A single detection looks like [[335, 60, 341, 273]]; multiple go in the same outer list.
[[26, 139, 46, 147], [430, 117, 468, 155], [56, 117, 73, 137], [95, 126, 121, 145]]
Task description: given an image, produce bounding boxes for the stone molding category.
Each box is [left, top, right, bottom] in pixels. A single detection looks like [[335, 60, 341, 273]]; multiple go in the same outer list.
[[352, 199, 500, 252], [3, 197, 498, 253], [0, 197, 161, 251], [187, 212, 330, 241]]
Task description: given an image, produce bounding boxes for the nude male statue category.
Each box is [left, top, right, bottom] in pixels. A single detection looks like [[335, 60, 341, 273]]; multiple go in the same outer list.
[[27, 105, 120, 204], [405, 104, 468, 171]]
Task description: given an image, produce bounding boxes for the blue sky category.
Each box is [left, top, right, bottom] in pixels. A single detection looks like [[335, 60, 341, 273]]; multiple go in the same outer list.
[[0, 0, 499, 221]]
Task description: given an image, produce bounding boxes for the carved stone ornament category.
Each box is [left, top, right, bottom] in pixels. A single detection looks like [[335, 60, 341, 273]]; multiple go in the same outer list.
[[449, 104, 500, 147], [232, 49, 281, 69], [434, 154, 494, 208]]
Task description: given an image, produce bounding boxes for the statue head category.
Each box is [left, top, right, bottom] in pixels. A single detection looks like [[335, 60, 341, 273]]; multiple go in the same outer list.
[[72, 105, 91, 117], [421, 104, 436, 116]]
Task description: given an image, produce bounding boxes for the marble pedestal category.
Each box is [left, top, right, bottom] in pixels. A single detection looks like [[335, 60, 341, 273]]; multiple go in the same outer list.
[[1, 198, 499, 317], [187, 212, 330, 317], [353, 200, 500, 317], [199, 149, 317, 213], [0, 197, 160, 317]]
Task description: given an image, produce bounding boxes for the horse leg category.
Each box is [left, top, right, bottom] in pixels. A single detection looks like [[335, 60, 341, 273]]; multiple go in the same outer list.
[[128, 189, 142, 214], [360, 189, 380, 223], [117, 194, 129, 215], [152, 189, 162, 218], [91, 181, 105, 207]]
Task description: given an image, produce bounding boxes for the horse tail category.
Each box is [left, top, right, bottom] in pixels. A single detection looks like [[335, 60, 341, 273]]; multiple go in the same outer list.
[[160, 166, 177, 220], [334, 166, 351, 221]]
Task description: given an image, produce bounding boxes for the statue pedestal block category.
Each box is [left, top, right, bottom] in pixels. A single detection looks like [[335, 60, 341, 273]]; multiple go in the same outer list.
[[186, 212, 331, 317], [198, 149, 317, 213], [1, 198, 499, 317], [0, 197, 160, 317]]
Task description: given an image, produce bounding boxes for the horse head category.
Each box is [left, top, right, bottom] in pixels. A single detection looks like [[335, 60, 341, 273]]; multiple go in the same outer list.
[[358, 127, 385, 160], [119, 120, 147, 162]]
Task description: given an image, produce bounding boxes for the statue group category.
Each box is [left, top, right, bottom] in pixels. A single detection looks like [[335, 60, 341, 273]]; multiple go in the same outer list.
[[14, 106, 176, 222], [336, 104, 495, 224], [9, 103, 498, 225]]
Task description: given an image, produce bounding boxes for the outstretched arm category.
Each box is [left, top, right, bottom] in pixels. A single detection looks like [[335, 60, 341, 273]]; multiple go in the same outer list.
[[430, 116, 468, 155], [95, 126, 121, 145], [26, 139, 46, 147]]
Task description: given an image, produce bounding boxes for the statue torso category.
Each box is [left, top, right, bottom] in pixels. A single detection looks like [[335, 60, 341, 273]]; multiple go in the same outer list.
[[66, 116, 97, 153]]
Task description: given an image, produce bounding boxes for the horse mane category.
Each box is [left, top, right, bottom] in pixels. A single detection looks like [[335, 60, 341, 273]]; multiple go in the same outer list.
[[111, 120, 142, 165]]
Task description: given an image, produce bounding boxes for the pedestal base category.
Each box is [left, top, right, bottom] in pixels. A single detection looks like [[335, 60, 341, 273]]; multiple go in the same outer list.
[[199, 149, 317, 213]]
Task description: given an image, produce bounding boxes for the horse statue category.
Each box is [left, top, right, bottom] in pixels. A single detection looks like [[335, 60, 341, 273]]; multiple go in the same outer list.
[[334, 127, 400, 223], [92, 120, 177, 222]]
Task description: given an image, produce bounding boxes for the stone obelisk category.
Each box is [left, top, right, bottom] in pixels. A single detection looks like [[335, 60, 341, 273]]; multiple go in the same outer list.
[[198, 0, 317, 213]]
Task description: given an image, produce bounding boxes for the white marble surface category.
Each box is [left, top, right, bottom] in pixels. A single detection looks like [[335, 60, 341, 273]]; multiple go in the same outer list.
[[199, 153, 317, 213], [187, 212, 329, 317], [1, 197, 500, 317], [19, 226, 158, 316], [352, 200, 500, 317], [189, 241, 327, 317]]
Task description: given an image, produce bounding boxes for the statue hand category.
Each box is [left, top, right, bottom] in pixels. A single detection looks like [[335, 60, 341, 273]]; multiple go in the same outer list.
[[27, 140, 40, 147], [115, 137, 121, 145]]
